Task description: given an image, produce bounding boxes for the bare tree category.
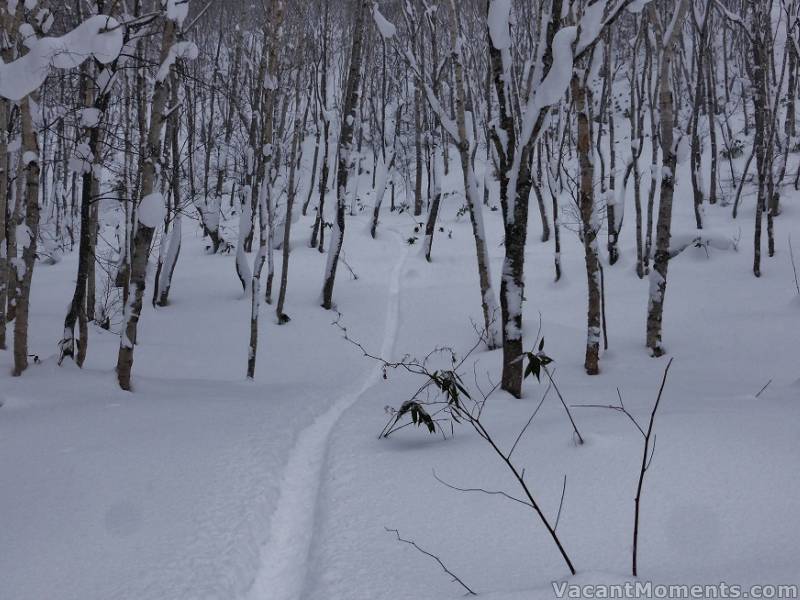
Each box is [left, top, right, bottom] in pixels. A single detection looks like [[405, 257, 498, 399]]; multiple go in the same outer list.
[[320, 0, 370, 310], [645, 0, 689, 356]]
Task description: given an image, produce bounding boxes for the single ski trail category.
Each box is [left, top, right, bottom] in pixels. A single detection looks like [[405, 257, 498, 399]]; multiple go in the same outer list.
[[245, 240, 408, 600]]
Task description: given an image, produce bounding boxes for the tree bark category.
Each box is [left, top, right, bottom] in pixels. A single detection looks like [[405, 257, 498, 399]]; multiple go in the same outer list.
[[13, 94, 41, 376], [572, 69, 602, 375], [646, 0, 689, 355], [116, 16, 177, 390], [320, 0, 368, 310]]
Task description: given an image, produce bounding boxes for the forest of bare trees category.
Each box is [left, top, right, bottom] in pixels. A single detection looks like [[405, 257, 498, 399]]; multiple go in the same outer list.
[[2, 0, 796, 392], [2, 0, 800, 597]]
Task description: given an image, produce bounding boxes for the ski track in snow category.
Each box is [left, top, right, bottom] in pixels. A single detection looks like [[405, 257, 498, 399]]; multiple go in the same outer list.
[[245, 236, 409, 600]]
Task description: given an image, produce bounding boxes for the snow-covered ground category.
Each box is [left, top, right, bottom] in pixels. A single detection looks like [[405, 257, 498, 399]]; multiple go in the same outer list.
[[2, 158, 799, 600]]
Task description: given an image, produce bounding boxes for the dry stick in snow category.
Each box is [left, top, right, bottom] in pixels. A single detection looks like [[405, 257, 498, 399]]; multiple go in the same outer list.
[[540, 364, 585, 446], [631, 358, 673, 577], [790, 235, 800, 295], [385, 527, 477, 596], [573, 357, 674, 577], [755, 379, 773, 398], [339, 319, 578, 575]]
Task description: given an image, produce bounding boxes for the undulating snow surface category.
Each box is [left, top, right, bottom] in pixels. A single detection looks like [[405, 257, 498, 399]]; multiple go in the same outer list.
[[2, 148, 799, 600]]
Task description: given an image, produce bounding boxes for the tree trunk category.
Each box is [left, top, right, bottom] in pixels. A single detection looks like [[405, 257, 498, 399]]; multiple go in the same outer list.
[[60, 66, 104, 366], [116, 16, 177, 390], [573, 70, 602, 375], [247, 0, 284, 378], [277, 78, 308, 323], [646, 0, 688, 355], [320, 0, 368, 310], [155, 75, 184, 307], [13, 94, 41, 376], [0, 98, 8, 351]]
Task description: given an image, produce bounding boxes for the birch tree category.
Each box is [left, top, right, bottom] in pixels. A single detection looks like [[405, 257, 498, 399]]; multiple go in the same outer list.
[[247, 0, 284, 379], [645, 0, 689, 355], [320, 0, 370, 310], [117, 3, 196, 390]]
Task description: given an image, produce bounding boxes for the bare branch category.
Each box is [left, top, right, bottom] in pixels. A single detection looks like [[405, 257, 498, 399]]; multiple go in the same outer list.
[[385, 527, 477, 596]]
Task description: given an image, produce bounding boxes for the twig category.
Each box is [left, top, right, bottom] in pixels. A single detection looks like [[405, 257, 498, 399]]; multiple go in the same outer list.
[[632, 357, 673, 577], [599, 264, 609, 351], [554, 475, 567, 532], [385, 527, 477, 596], [464, 414, 577, 574], [790, 235, 800, 295], [573, 389, 646, 438], [508, 375, 553, 459], [433, 470, 532, 509], [755, 378, 773, 398], [542, 365, 585, 445], [345, 318, 577, 575], [340, 252, 360, 280]]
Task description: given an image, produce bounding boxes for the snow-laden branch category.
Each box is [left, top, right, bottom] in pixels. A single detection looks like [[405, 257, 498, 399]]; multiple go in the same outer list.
[[0, 15, 123, 101], [373, 4, 396, 39]]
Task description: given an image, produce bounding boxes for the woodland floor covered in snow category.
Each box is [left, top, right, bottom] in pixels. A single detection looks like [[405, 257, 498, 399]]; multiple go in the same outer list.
[[2, 167, 799, 600]]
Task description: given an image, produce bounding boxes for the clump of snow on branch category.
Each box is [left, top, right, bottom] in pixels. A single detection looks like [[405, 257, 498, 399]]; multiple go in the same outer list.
[[0, 15, 123, 101], [487, 0, 512, 51], [138, 193, 166, 228], [156, 41, 199, 82], [373, 5, 396, 40], [68, 142, 93, 174], [166, 0, 190, 28], [576, 1, 607, 56], [78, 108, 102, 128]]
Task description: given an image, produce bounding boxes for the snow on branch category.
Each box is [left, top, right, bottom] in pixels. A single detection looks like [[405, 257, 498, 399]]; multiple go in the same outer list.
[[0, 15, 123, 101], [373, 3, 396, 39], [156, 41, 199, 82], [166, 0, 190, 28]]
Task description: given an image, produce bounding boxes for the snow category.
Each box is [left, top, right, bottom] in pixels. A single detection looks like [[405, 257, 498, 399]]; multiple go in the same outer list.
[[533, 27, 577, 112], [15, 224, 31, 248], [156, 41, 199, 82], [2, 26, 800, 600], [79, 107, 102, 128], [576, 0, 607, 55], [137, 193, 166, 229], [372, 5, 396, 40], [626, 0, 650, 13], [68, 142, 93, 174], [487, 0, 512, 51], [2, 157, 800, 599], [0, 15, 123, 101], [166, 0, 190, 28], [10, 256, 26, 277]]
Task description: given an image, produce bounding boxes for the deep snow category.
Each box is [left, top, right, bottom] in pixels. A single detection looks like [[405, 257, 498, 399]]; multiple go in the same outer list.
[[1, 145, 800, 600]]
